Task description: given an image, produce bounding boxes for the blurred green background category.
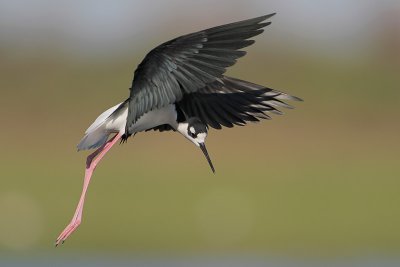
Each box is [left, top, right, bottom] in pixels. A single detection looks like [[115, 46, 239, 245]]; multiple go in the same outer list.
[[1, 0, 400, 265]]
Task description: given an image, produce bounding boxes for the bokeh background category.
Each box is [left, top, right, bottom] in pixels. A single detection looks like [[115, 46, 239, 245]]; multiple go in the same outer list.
[[1, 0, 399, 266]]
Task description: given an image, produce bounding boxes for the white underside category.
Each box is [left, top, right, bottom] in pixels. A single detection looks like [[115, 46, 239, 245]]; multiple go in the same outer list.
[[77, 102, 178, 150]]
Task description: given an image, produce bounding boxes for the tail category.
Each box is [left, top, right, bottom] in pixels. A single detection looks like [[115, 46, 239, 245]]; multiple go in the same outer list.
[[77, 101, 125, 151], [77, 130, 110, 151]]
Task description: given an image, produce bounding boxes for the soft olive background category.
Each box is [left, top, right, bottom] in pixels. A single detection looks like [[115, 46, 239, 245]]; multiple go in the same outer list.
[[0, 0, 399, 264]]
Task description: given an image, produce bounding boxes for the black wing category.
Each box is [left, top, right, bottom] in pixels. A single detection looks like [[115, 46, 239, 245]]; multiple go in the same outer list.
[[125, 13, 276, 135], [177, 76, 302, 129]]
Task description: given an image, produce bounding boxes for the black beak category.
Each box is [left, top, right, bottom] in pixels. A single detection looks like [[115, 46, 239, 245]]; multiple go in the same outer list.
[[199, 143, 215, 173]]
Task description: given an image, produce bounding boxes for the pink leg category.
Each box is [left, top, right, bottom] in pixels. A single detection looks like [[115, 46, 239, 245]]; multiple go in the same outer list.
[[55, 133, 122, 246]]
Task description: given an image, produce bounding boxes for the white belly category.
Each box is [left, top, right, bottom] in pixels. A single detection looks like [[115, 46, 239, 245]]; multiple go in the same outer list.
[[105, 104, 178, 133]]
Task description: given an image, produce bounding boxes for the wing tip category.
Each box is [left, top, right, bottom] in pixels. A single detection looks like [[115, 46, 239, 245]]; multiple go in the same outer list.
[[279, 94, 304, 102], [259, 13, 277, 22], [292, 95, 304, 102], [244, 13, 277, 27]]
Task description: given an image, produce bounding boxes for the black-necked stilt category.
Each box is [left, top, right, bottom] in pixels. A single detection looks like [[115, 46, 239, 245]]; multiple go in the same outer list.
[[55, 13, 302, 246]]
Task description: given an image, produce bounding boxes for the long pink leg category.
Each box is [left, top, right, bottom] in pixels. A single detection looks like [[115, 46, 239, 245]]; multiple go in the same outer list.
[[55, 133, 122, 246]]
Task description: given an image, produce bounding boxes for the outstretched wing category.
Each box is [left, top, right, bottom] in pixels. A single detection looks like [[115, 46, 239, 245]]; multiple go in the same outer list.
[[125, 13, 276, 135], [177, 76, 302, 129]]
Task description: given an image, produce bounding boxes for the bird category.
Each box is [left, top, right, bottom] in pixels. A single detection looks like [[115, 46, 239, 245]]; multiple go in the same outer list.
[[55, 13, 302, 246]]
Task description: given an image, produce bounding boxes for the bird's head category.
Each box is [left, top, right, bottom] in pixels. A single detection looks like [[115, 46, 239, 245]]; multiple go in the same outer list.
[[177, 117, 215, 173]]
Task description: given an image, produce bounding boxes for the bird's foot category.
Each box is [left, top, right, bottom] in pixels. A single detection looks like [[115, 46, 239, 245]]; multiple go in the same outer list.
[[120, 133, 130, 144], [55, 219, 81, 247]]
